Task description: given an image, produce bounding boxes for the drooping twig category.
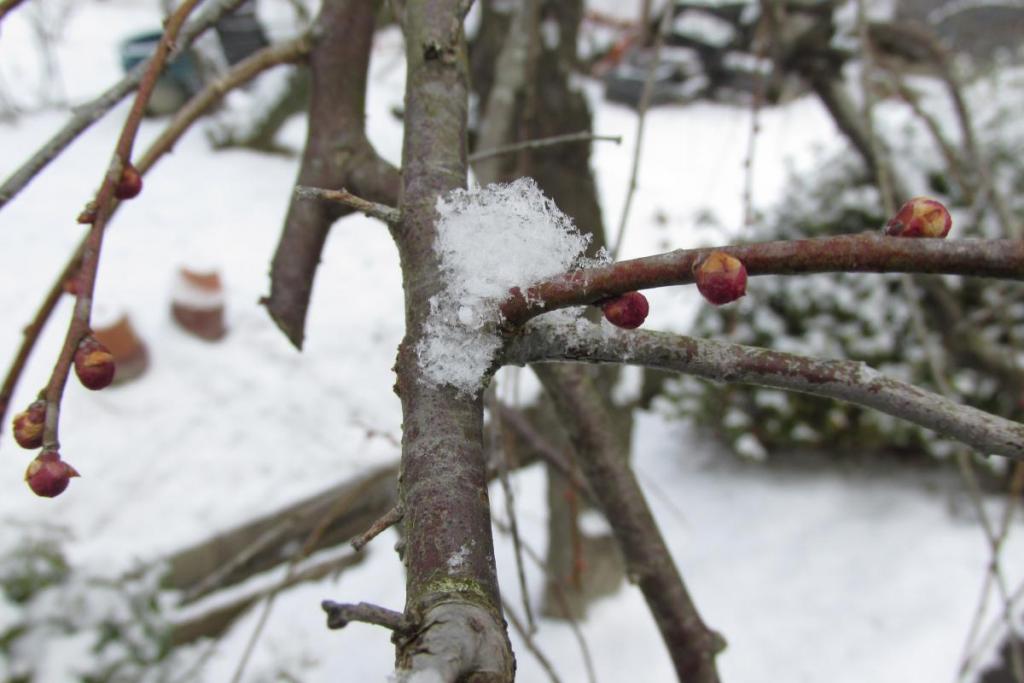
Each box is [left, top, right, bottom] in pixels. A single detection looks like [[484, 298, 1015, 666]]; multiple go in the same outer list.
[[321, 600, 406, 632], [610, 6, 671, 260], [0, 253, 79, 442], [40, 0, 204, 454], [0, 33, 311, 443], [500, 234, 1024, 326], [507, 321, 1024, 461], [0, 0, 252, 211], [294, 186, 401, 224], [350, 504, 404, 551], [535, 363, 725, 683], [469, 131, 622, 163]]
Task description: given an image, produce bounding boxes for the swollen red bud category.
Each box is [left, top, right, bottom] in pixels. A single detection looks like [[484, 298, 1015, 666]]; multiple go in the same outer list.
[[114, 163, 143, 200], [694, 251, 748, 305], [74, 336, 116, 390], [25, 451, 79, 498], [12, 400, 46, 450], [600, 291, 650, 329], [884, 197, 952, 238]]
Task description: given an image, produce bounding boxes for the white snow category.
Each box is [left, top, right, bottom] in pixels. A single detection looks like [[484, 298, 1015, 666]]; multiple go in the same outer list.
[[418, 177, 596, 394], [0, 2, 1022, 682]]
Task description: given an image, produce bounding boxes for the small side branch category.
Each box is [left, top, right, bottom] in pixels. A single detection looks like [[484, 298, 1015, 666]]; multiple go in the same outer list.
[[350, 505, 404, 551], [295, 186, 400, 224], [506, 321, 1024, 461], [321, 600, 406, 632], [499, 234, 1024, 326]]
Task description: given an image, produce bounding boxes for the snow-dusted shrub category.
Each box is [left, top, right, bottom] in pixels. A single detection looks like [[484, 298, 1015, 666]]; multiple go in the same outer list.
[[0, 528, 200, 683], [667, 71, 1024, 461]]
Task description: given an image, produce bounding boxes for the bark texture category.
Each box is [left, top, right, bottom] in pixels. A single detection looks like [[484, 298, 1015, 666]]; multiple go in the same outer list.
[[391, 1, 514, 678]]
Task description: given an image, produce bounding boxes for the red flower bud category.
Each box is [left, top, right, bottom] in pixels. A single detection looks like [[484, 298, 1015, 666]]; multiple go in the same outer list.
[[74, 336, 116, 390], [600, 291, 650, 329], [25, 451, 79, 498], [884, 197, 952, 238], [114, 163, 143, 200], [12, 400, 46, 450], [694, 251, 748, 305]]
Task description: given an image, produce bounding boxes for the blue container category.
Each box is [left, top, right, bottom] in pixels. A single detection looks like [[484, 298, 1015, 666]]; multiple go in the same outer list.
[[119, 31, 203, 115]]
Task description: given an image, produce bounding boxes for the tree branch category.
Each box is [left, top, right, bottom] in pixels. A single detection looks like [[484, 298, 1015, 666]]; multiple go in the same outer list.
[[0, 0, 253, 211], [321, 600, 406, 631], [262, 0, 399, 350], [500, 234, 1024, 326], [389, 1, 514, 679], [41, 0, 204, 454], [0, 34, 311, 443], [535, 363, 724, 683], [506, 320, 1024, 461]]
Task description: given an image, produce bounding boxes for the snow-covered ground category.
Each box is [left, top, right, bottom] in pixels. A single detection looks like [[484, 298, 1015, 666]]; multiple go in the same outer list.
[[1, 1, 1022, 681]]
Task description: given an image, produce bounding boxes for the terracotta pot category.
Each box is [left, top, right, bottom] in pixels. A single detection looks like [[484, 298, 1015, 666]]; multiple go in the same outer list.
[[171, 267, 227, 341]]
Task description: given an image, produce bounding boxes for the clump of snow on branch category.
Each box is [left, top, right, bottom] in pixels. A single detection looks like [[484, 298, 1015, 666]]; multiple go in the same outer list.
[[417, 178, 600, 394]]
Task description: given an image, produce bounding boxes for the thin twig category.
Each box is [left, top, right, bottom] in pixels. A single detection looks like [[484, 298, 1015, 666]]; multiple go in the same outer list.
[[493, 517, 599, 683], [500, 234, 1024, 326], [293, 186, 400, 223], [0, 34, 310, 441], [502, 598, 562, 683], [351, 505, 404, 552], [321, 600, 406, 631], [41, 0, 204, 454], [229, 461, 383, 683], [0, 0, 252, 212], [610, 5, 671, 260], [507, 321, 1024, 461], [488, 391, 536, 634], [0, 255, 78, 442], [495, 404, 594, 499], [469, 131, 622, 163]]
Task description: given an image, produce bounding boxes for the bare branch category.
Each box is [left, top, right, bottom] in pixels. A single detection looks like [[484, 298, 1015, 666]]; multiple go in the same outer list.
[[535, 363, 725, 683], [0, 0, 252, 211], [611, 6, 672, 260], [262, 0, 399, 349], [0, 34, 310, 445], [321, 600, 406, 632], [294, 186, 400, 224], [40, 0, 205, 454], [500, 234, 1024, 326], [350, 505, 403, 551], [506, 321, 1024, 461]]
